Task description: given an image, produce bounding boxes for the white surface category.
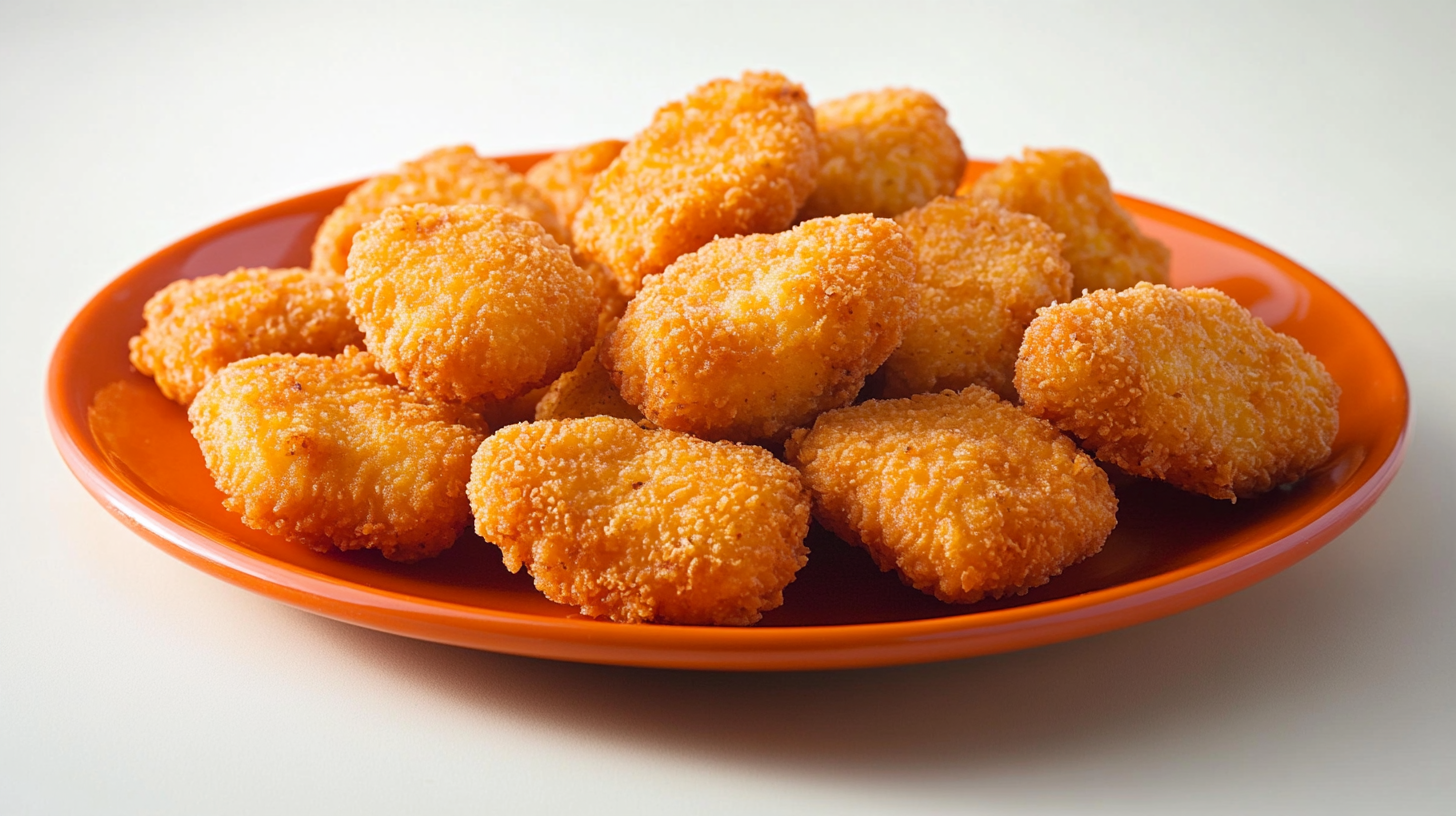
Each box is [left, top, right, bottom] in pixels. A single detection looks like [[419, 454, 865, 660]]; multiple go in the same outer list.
[[4, 1, 1454, 813]]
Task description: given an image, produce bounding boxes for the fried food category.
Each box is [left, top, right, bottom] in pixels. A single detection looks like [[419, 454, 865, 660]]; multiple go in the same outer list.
[[524, 139, 626, 243], [535, 342, 643, 422], [876, 197, 1071, 400], [572, 71, 820, 294], [346, 203, 598, 402], [799, 88, 967, 220], [1015, 283, 1340, 499], [189, 349, 486, 562], [469, 417, 811, 625], [602, 214, 919, 442], [966, 148, 1170, 293], [311, 145, 564, 276], [785, 387, 1117, 604], [128, 267, 363, 406], [582, 259, 630, 330]]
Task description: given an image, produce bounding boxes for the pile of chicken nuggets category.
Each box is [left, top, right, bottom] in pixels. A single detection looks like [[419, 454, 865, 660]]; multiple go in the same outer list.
[[129, 71, 1340, 625]]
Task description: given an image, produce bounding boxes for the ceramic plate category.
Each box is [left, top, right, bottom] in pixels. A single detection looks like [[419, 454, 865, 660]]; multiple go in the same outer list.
[[47, 155, 1408, 670]]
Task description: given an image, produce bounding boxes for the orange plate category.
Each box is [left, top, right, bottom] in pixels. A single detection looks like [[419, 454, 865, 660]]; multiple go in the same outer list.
[[47, 155, 1409, 671]]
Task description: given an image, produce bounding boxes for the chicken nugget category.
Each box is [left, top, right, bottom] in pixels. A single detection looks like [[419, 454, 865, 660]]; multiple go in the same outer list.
[[785, 387, 1117, 604], [798, 88, 967, 220], [967, 148, 1170, 293], [572, 71, 819, 294], [524, 139, 626, 243], [311, 145, 564, 277], [189, 349, 486, 562], [535, 343, 643, 422], [346, 203, 597, 402], [602, 214, 919, 442], [469, 417, 811, 625], [128, 267, 363, 406], [877, 197, 1071, 400], [1015, 283, 1340, 500]]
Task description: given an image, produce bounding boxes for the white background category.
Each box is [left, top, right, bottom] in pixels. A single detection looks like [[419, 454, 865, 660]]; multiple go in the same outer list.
[[4, 2, 1454, 813]]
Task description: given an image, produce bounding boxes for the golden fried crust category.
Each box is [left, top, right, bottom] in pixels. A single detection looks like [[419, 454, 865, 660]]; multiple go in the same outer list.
[[878, 197, 1071, 400], [346, 203, 598, 402], [1015, 283, 1340, 499], [128, 267, 363, 406], [311, 145, 564, 276], [785, 387, 1116, 604], [188, 349, 487, 562], [534, 342, 643, 422], [967, 148, 1170, 293], [799, 88, 967, 219], [602, 214, 919, 442], [524, 140, 626, 243], [469, 418, 811, 625], [572, 71, 820, 294]]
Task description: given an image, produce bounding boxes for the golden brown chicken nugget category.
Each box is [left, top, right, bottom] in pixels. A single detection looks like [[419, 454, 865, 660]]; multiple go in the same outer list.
[[799, 88, 967, 220], [128, 267, 363, 406], [785, 387, 1117, 604], [311, 145, 564, 276], [189, 349, 486, 562], [1015, 283, 1340, 499], [603, 214, 919, 442], [524, 139, 626, 243], [346, 203, 597, 402], [876, 197, 1071, 400], [534, 342, 643, 422], [572, 71, 819, 294], [967, 148, 1170, 293], [469, 417, 811, 625]]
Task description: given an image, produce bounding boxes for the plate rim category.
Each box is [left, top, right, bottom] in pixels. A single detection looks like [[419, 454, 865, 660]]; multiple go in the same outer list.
[[46, 157, 1411, 671]]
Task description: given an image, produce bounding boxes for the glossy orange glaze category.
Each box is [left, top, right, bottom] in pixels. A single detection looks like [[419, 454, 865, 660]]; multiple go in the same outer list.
[[47, 155, 1408, 670]]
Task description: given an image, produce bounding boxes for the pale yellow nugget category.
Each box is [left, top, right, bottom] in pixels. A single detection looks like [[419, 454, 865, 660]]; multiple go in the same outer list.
[[786, 387, 1117, 604], [1016, 283, 1339, 499], [469, 417, 811, 625]]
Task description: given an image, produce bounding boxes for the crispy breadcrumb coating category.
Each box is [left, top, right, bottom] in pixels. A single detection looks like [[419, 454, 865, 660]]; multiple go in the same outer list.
[[311, 145, 564, 276], [524, 140, 626, 243], [582, 259, 630, 331], [799, 88, 967, 220], [189, 349, 486, 561], [469, 417, 811, 625], [535, 342, 643, 422], [785, 387, 1117, 604], [602, 214, 919, 442], [572, 71, 820, 294], [967, 148, 1170, 293], [877, 197, 1071, 400], [1015, 283, 1340, 500], [346, 203, 597, 402], [128, 267, 363, 406]]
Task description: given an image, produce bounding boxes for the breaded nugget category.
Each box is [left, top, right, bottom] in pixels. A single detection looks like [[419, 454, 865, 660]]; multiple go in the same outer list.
[[128, 267, 363, 406], [524, 139, 626, 243], [1015, 283, 1340, 499], [311, 145, 564, 276], [535, 343, 643, 422], [785, 387, 1117, 604], [967, 148, 1170, 293], [189, 349, 486, 562], [469, 417, 811, 625], [572, 71, 820, 294], [582, 258, 630, 331], [603, 214, 919, 442], [346, 203, 597, 402], [799, 88, 967, 220], [877, 197, 1071, 400]]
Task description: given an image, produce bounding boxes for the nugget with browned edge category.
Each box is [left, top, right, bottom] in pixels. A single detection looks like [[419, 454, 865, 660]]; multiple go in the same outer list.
[[786, 387, 1117, 604], [572, 71, 819, 294], [603, 214, 919, 442], [876, 197, 1071, 400], [525, 139, 626, 244], [189, 349, 486, 562], [346, 203, 598, 402], [311, 145, 564, 276], [469, 417, 811, 625], [799, 88, 967, 220], [129, 267, 363, 406], [967, 148, 1169, 293], [1016, 283, 1340, 500]]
